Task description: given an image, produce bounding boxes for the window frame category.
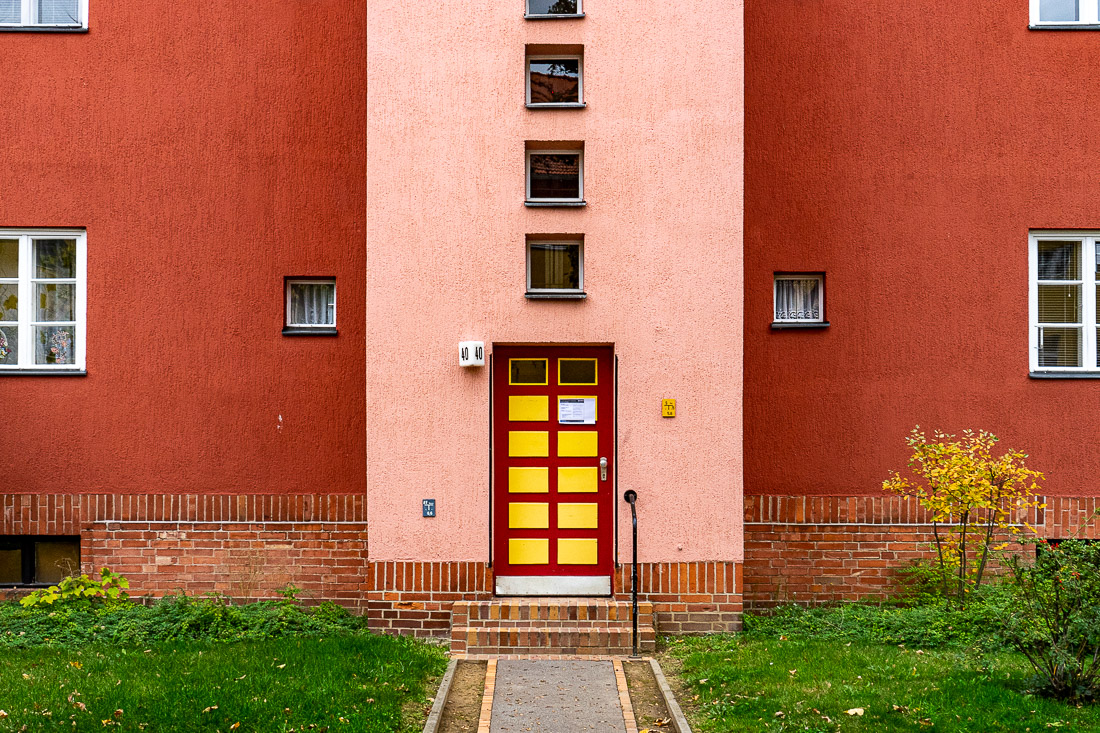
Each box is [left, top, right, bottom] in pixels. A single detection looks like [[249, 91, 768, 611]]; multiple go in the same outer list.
[[772, 272, 826, 327], [526, 239, 585, 297], [525, 0, 583, 20], [0, 0, 88, 30], [0, 535, 81, 587], [526, 55, 584, 108], [1029, 0, 1100, 28], [283, 277, 337, 336], [525, 149, 585, 205], [0, 229, 87, 373], [1028, 231, 1100, 374]]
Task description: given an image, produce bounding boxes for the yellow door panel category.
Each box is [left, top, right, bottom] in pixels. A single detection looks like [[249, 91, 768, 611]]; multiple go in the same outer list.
[[557, 466, 598, 493], [509, 395, 549, 422], [558, 431, 598, 457], [558, 503, 598, 529], [509, 467, 549, 493], [509, 538, 549, 565], [557, 538, 598, 565], [509, 431, 549, 457], [509, 502, 549, 529]]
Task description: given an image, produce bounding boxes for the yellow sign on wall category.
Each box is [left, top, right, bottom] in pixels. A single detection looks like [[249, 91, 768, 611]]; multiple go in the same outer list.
[[662, 399, 676, 418]]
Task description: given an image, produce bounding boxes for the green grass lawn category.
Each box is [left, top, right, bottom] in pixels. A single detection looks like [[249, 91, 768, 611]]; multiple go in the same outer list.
[[665, 635, 1100, 732], [0, 634, 447, 733]]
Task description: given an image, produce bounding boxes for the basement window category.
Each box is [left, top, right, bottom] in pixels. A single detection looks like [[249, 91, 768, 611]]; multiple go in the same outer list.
[[0, 0, 87, 30], [772, 273, 828, 329], [0, 536, 80, 586]]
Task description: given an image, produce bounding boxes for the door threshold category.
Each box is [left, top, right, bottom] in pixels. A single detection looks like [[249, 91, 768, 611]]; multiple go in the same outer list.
[[495, 575, 611, 596]]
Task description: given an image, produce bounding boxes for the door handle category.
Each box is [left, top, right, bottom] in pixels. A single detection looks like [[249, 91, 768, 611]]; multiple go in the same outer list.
[[600, 456, 608, 481]]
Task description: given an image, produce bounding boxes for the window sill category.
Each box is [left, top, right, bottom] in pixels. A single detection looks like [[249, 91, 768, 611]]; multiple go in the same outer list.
[[1029, 24, 1100, 30], [524, 13, 585, 20], [1029, 371, 1100, 379], [525, 200, 587, 208], [0, 26, 87, 33], [771, 321, 830, 330], [526, 103, 586, 109], [0, 369, 87, 376], [282, 327, 338, 337], [526, 292, 587, 299]]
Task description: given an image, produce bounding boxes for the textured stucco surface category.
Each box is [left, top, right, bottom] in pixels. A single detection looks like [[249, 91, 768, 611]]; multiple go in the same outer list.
[[367, 2, 744, 562], [746, 1, 1100, 496], [0, 1, 366, 494]]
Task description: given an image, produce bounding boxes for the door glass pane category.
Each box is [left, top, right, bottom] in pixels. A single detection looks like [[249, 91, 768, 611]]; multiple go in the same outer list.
[[35, 239, 76, 278], [1037, 284, 1080, 323], [289, 282, 335, 326], [559, 359, 597, 385], [529, 60, 580, 104], [36, 283, 74, 321], [0, 239, 17, 276], [529, 154, 580, 199], [35, 541, 79, 584], [35, 325, 75, 365], [1037, 241, 1080, 280], [0, 549, 20, 584], [38, 0, 78, 23], [1040, 0, 1079, 21], [528, 0, 578, 14], [510, 359, 548, 384], [1039, 326, 1081, 367], [0, 327, 16, 365], [0, 284, 17, 320], [529, 243, 581, 290]]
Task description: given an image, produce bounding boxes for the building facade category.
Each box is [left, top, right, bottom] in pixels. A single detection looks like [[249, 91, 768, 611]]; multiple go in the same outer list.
[[3, 0, 744, 640]]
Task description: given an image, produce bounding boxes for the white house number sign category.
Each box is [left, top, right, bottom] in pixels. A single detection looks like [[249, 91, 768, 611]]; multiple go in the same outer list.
[[459, 341, 485, 367]]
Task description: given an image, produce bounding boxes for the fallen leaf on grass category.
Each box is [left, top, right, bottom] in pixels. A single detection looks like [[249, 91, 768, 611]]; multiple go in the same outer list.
[[202, 706, 218, 714], [277, 664, 286, 669], [230, 723, 241, 730], [0, 710, 7, 719], [774, 711, 785, 718], [653, 718, 670, 726], [846, 708, 865, 716]]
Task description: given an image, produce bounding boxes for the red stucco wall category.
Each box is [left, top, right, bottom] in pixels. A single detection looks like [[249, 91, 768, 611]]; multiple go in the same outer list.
[[0, 1, 365, 494], [746, 1, 1100, 496]]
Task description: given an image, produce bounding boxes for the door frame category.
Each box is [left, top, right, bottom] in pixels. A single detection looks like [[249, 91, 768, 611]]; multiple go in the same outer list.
[[489, 343, 617, 596]]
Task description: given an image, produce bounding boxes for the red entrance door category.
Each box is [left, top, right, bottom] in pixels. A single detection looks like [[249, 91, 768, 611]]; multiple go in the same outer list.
[[493, 345, 614, 596]]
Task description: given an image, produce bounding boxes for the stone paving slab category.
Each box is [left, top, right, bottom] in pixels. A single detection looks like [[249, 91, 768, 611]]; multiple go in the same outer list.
[[489, 659, 627, 732]]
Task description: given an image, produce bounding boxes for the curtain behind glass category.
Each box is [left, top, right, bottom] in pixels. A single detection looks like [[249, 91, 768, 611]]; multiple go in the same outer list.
[[38, 0, 79, 23], [775, 278, 821, 320], [290, 283, 335, 326], [0, 0, 19, 23]]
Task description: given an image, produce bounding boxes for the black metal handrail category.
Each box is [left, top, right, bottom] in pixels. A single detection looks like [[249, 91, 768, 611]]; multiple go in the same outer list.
[[623, 489, 638, 657]]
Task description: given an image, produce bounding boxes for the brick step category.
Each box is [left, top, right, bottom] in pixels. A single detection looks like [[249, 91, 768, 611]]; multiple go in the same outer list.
[[452, 625, 656, 655], [452, 598, 654, 627]]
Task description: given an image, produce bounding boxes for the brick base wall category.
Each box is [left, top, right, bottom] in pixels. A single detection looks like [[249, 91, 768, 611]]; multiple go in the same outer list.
[[742, 495, 1095, 612], [366, 560, 743, 637], [0, 494, 370, 609], [2, 494, 744, 636]]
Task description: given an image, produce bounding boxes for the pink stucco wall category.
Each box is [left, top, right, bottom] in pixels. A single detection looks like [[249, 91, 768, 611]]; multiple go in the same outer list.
[[366, 1, 743, 563]]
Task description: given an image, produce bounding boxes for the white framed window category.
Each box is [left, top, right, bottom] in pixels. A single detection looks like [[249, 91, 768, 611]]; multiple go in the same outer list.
[[526, 149, 584, 204], [773, 273, 824, 325], [0, 230, 86, 372], [284, 278, 336, 334], [527, 239, 584, 296], [0, 0, 87, 29], [527, 56, 583, 106], [1027, 232, 1100, 372], [1030, 0, 1100, 27], [526, 0, 582, 18]]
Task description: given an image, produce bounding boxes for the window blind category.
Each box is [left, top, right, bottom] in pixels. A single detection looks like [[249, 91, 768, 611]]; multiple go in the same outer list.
[[38, 0, 79, 24], [0, 0, 19, 23]]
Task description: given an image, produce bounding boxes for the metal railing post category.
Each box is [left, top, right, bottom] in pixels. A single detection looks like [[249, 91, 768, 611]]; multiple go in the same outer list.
[[623, 489, 638, 657]]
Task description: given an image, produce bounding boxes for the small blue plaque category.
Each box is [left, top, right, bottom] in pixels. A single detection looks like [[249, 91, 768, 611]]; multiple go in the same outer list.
[[422, 499, 436, 518]]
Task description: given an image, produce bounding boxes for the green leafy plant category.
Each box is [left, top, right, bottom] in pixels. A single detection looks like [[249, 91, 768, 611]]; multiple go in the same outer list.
[[883, 428, 1044, 606], [1001, 537, 1100, 702], [19, 567, 130, 609]]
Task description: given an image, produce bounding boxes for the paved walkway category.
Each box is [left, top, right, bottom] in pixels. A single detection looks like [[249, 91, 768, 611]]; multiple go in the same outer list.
[[479, 659, 637, 733]]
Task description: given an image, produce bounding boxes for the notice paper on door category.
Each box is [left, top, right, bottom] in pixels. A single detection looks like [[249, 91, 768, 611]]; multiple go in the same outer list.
[[558, 397, 596, 424]]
